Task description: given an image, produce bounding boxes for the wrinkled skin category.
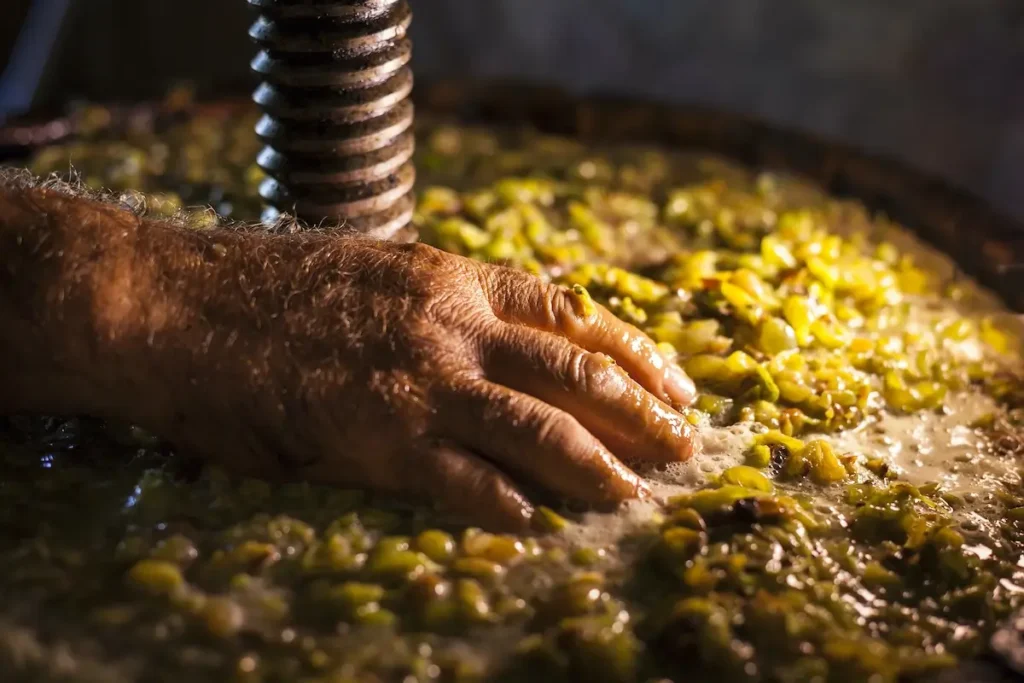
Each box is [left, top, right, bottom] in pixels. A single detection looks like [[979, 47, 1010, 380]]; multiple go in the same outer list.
[[0, 179, 698, 530]]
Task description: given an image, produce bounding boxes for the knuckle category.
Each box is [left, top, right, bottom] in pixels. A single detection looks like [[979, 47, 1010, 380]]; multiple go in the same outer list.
[[532, 408, 581, 455], [568, 350, 619, 394], [566, 348, 592, 389], [448, 452, 504, 503], [418, 285, 491, 329], [544, 284, 577, 330], [476, 470, 509, 502]]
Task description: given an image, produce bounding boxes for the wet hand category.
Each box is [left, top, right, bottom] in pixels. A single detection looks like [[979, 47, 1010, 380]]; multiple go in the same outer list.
[[154, 238, 698, 531], [0, 182, 698, 531]]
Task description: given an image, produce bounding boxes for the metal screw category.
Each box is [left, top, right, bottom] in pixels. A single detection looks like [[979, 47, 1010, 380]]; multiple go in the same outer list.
[[249, 0, 416, 240]]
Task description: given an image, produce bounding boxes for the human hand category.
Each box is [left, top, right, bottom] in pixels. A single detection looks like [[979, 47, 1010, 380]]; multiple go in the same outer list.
[[0, 183, 698, 531]]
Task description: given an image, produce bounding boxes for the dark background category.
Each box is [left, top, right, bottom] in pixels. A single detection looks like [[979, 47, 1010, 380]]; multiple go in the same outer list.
[[1, 0, 1022, 220]]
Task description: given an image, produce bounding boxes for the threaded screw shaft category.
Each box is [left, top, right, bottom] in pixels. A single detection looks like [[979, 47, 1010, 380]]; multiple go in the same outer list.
[[249, 0, 416, 240]]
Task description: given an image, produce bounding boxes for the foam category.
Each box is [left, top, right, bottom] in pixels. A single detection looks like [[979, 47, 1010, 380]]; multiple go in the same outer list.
[[826, 391, 1015, 495], [563, 422, 759, 553], [649, 421, 759, 490]]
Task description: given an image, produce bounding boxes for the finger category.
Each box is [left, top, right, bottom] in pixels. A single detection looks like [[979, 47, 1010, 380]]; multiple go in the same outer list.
[[480, 267, 695, 407], [439, 379, 652, 504], [484, 324, 698, 465], [411, 442, 535, 533]]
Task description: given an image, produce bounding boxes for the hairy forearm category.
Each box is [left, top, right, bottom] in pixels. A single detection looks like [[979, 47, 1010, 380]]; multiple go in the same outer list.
[[0, 174, 390, 440], [0, 178, 267, 413], [0, 176, 149, 417]]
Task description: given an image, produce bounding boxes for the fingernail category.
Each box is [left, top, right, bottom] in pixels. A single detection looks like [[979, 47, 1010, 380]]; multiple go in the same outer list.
[[679, 424, 702, 462], [664, 363, 697, 406]]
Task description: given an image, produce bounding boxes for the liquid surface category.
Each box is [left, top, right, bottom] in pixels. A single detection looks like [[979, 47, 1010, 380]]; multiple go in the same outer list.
[[4, 95, 1024, 683]]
